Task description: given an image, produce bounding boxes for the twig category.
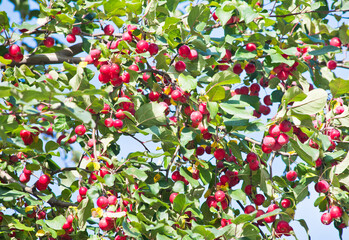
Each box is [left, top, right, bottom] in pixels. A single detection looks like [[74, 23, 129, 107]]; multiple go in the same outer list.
[[270, 9, 349, 17], [165, 145, 180, 181], [139, 69, 172, 83], [269, 1, 278, 16], [92, 128, 98, 162], [236, 200, 266, 239], [51, 167, 92, 175], [114, 159, 130, 173], [0, 169, 77, 207], [123, 133, 150, 152], [269, 152, 276, 199]]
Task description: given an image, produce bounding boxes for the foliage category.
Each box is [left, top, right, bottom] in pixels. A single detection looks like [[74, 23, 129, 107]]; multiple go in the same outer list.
[[0, 0, 349, 239]]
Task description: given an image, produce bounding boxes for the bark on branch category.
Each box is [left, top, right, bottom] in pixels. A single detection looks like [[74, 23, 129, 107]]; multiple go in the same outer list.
[[0, 43, 84, 68], [0, 169, 77, 208]]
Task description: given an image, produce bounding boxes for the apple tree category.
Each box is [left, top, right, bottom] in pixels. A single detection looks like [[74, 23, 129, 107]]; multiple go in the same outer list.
[[0, 0, 349, 239]]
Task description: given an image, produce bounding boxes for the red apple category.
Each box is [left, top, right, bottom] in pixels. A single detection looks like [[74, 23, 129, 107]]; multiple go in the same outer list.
[[43, 37, 55, 48]]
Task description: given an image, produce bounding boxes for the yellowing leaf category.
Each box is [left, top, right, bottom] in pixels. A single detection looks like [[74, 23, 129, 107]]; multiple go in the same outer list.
[[170, 98, 177, 106], [91, 208, 103, 218], [164, 86, 172, 95], [36, 229, 45, 237], [33, 135, 39, 143], [25, 205, 37, 213], [285, 208, 295, 219], [79, 61, 88, 68], [154, 173, 161, 183], [204, 189, 212, 198], [87, 161, 100, 171]]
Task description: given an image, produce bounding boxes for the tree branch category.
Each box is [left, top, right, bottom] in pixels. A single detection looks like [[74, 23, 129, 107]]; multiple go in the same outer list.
[[166, 144, 180, 181], [236, 200, 266, 239], [270, 9, 349, 18], [51, 167, 92, 175], [0, 43, 84, 68], [0, 169, 77, 208], [123, 132, 150, 152]]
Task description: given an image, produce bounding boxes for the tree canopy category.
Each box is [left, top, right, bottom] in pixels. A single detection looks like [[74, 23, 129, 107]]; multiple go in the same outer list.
[[0, 0, 349, 239]]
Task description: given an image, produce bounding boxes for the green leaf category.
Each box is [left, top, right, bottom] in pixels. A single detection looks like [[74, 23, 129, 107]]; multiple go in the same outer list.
[[69, 66, 84, 91], [180, 127, 199, 147], [282, 86, 307, 104], [297, 219, 311, 240], [210, 71, 240, 87], [335, 153, 349, 175], [255, 208, 281, 221], [103, 0, 126, 15], [309, 46, 339, 56], [228, 189, 246, 204], [45, 215, 66, 230], [56, 14, 75, 24], [236, 3, 258, 24], [293, 184, 309, 202], [122, 220, 141, 238], [124, 168, 148, 181], [0, 11, 10, 30], [104, 174, 115, 187], [198, 166, 212, 185], [180, 168, 199, 187], [173, 194, 186, 213], [215, 8, 233, 26], [234, 47, 257, 60], [4, 215, 34, 231], [260, 168, 273, 196], [231, 95, 260, 109], [45, 141, 60, 152], [207, 102, 219, 118], [329, 78, 349, 98], [220, 102, 253, 119], [166, 0, 180, 12], [135, 102, 167, 127], [178, 73, 197, 92], [289, 138, 318, 166], [231, 214, 254, 224], [77, 198, 94, 230], [173, 181, 185, 193], [270, 53, 295, 66], [290, 89, 328, 115], [0, 86, 11, 97]]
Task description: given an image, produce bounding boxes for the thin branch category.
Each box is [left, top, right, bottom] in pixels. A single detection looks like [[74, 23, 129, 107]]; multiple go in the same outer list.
[[269, 152, 276, 199], [236, 200, 266, 239], [124, 132, 150, 152], [270, 9, 349, 18], [269, 1, 278, 17], [165, 144, 180, 181], [114, 159, 130, 173], [0, 169, 77, 207], [92, 128, 98, 162], [51, 167, 92, 175], [139, 69, 173, 83]]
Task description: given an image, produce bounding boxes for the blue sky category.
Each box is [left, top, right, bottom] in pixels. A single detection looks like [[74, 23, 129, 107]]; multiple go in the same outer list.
[[1, 0, 348, 239]]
